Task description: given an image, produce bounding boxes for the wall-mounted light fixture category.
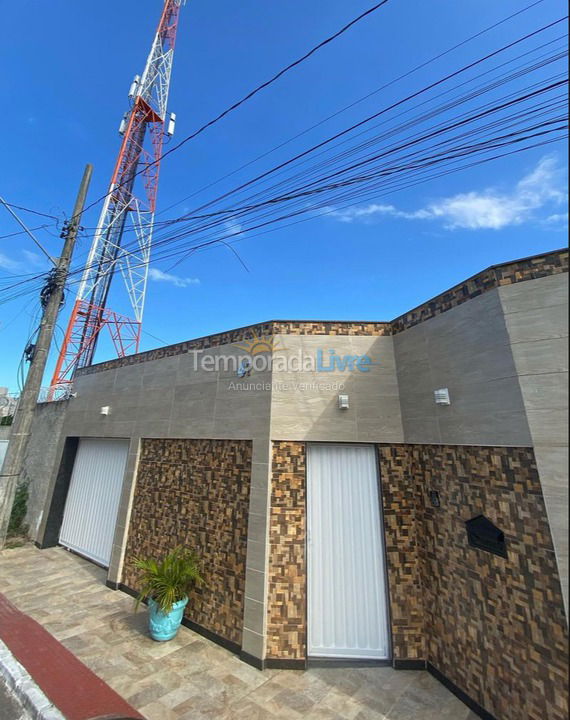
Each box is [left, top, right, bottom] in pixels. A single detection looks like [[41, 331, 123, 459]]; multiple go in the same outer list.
[[338, 394, 350, 410], [434, 388, 451, 405], [100, 406, 111, 416]]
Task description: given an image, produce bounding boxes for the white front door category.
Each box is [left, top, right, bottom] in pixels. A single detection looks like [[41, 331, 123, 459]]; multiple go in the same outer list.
[[307, 444, 390, 659], [59, 438, 129, 567]]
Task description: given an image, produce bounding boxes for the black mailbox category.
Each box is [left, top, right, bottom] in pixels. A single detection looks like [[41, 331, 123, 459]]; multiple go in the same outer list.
[[465, 515, 507, 558]]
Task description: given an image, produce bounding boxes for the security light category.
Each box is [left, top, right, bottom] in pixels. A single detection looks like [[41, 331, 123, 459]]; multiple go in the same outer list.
[[434, 388, 451, 405]]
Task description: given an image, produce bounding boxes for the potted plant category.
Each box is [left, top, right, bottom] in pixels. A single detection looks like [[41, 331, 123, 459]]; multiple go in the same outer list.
[[134, 546, 203, 642]]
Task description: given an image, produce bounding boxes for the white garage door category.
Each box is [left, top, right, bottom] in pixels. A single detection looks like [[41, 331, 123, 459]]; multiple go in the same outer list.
[[59, 438, 129, 567], [307, 444, 390, 659]]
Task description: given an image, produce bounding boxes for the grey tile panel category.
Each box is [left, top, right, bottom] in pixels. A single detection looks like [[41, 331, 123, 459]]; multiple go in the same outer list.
[[498, 271, 569, 314], [510, 337, 569, 376]]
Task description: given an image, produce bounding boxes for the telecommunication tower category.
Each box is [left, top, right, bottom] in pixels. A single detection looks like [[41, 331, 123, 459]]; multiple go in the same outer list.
[[51, 0, 185, 390]]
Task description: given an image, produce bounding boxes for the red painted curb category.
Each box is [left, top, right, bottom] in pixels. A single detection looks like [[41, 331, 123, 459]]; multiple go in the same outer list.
[[0, 593, 144, 720]]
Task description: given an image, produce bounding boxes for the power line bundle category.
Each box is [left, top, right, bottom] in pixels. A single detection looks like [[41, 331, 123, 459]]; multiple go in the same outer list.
[[0, 7, 567, 314]]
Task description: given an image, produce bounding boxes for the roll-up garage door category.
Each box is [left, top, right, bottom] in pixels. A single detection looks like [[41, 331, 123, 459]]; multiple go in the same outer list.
[[59, 438, 129, 567]]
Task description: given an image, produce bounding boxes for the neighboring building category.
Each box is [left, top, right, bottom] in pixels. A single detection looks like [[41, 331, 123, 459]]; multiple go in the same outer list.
[[0, 425, 10, 469], [0, 387, 18, 419], [28, 249, 568, 720], [0, 389, 17, 469]]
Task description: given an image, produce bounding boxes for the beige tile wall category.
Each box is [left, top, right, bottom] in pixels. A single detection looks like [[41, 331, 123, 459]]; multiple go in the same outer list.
[[270, 334, 404, 443], [394, 288, 533, 447], [499, 272, 569, 614]]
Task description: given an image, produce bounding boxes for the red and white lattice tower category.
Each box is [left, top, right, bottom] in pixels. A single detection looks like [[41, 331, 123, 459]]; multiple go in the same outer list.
[[51, 0, 185, 390]]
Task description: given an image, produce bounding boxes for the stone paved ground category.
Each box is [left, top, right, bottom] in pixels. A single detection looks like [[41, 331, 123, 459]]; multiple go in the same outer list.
[[0, 546, 477, 720]]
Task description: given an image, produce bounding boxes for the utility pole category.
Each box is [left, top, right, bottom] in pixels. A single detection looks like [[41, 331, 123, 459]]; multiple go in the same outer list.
[[0, 164, 93, 549]]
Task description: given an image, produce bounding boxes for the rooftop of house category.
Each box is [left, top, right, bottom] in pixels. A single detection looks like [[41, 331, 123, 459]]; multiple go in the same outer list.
[[77, 247, 568, 377]]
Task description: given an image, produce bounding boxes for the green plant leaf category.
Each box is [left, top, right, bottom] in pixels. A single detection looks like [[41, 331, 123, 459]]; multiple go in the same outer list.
[[133, 546, 204, 614]]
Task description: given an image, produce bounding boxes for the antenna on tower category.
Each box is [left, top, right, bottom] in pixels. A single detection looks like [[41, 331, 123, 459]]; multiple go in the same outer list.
[[50, 0, 185, 392]]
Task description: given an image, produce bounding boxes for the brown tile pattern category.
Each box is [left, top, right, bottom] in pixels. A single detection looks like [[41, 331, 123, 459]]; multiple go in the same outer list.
[[122, 439, 252, 646], [274, 321, 391, 336], [119, 438, 568, 718], [494, 247, 568, 285], [379, 443, 569, 720], [391, 249, 568, 333], [266, 440, 427, 663], [77, 250, 567, 375], [266, 441, 307, 660], [377, 446, 426, 661]]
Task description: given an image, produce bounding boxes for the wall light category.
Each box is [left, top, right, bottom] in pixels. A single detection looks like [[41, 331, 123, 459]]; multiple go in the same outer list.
[[100, 406, 111, 416], [338, 394, 350, 410], [434, 388, 451, 405]]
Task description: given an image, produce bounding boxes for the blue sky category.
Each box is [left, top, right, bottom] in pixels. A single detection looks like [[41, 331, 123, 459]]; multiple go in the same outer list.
[[0, 0, 567, 392]]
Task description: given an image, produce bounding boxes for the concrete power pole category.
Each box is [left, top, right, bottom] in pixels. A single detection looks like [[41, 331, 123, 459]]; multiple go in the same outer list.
[[0, 164, 93, 548]]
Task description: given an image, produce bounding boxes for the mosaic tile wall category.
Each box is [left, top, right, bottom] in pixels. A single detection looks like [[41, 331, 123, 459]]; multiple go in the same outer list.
[[266, 441, 307, 660], [76, 248, 568, 377], [266, 441, 568, 720], [379, 443, 569, 720], [122, 438, 252, 646], [377, 446, 426, 660], [266, 441, 424, 662], [273, 321, 391, 336]]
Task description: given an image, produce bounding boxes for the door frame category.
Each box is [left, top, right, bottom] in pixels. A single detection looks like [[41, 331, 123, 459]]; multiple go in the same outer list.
[[305, 442, 393, 666]]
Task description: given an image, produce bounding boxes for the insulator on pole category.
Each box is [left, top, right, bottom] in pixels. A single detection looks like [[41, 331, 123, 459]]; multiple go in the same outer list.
[[128, 74, 141, 99], [167, 112, 177, 137]]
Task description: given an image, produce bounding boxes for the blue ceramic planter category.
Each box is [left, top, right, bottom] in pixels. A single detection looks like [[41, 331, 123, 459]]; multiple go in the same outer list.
[[148, 596, 188, 642]]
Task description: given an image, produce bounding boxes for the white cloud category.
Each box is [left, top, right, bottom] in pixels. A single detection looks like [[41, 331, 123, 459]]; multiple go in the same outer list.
[[224, 218, 243, 236], [543, 212, 569, 229], [327, 156, 567, 231], [148, 267, 200, 288], [0, 252, 21, 271], [425, 156, 566, 230], [0, 249, 50, 272], [22, 250, 47, 268], [325, 204, 399, 223]]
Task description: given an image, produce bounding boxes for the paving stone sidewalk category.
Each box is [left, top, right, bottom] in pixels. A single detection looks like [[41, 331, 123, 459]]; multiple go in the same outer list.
[[1, 545, 477, 720]]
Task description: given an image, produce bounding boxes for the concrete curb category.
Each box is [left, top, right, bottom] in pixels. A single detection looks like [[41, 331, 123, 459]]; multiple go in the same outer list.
[[0, 639, 65, 720]]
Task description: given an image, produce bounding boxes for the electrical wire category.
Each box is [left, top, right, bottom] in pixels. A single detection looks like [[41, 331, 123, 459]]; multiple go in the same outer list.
[[0, 225, 51, 241], [66, 18, 568, 280], [55, 105, 570, 286], [0, 16, 566, 313], [1, 82, 565, 308], [0, 202, 59, 221], [79, 0, 393, 217], [87, 51, 564, 270], [154, 0, 551, 219]]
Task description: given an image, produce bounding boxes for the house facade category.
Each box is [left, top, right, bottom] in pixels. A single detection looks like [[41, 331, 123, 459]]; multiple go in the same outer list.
[[27, 248, 568, 720]]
